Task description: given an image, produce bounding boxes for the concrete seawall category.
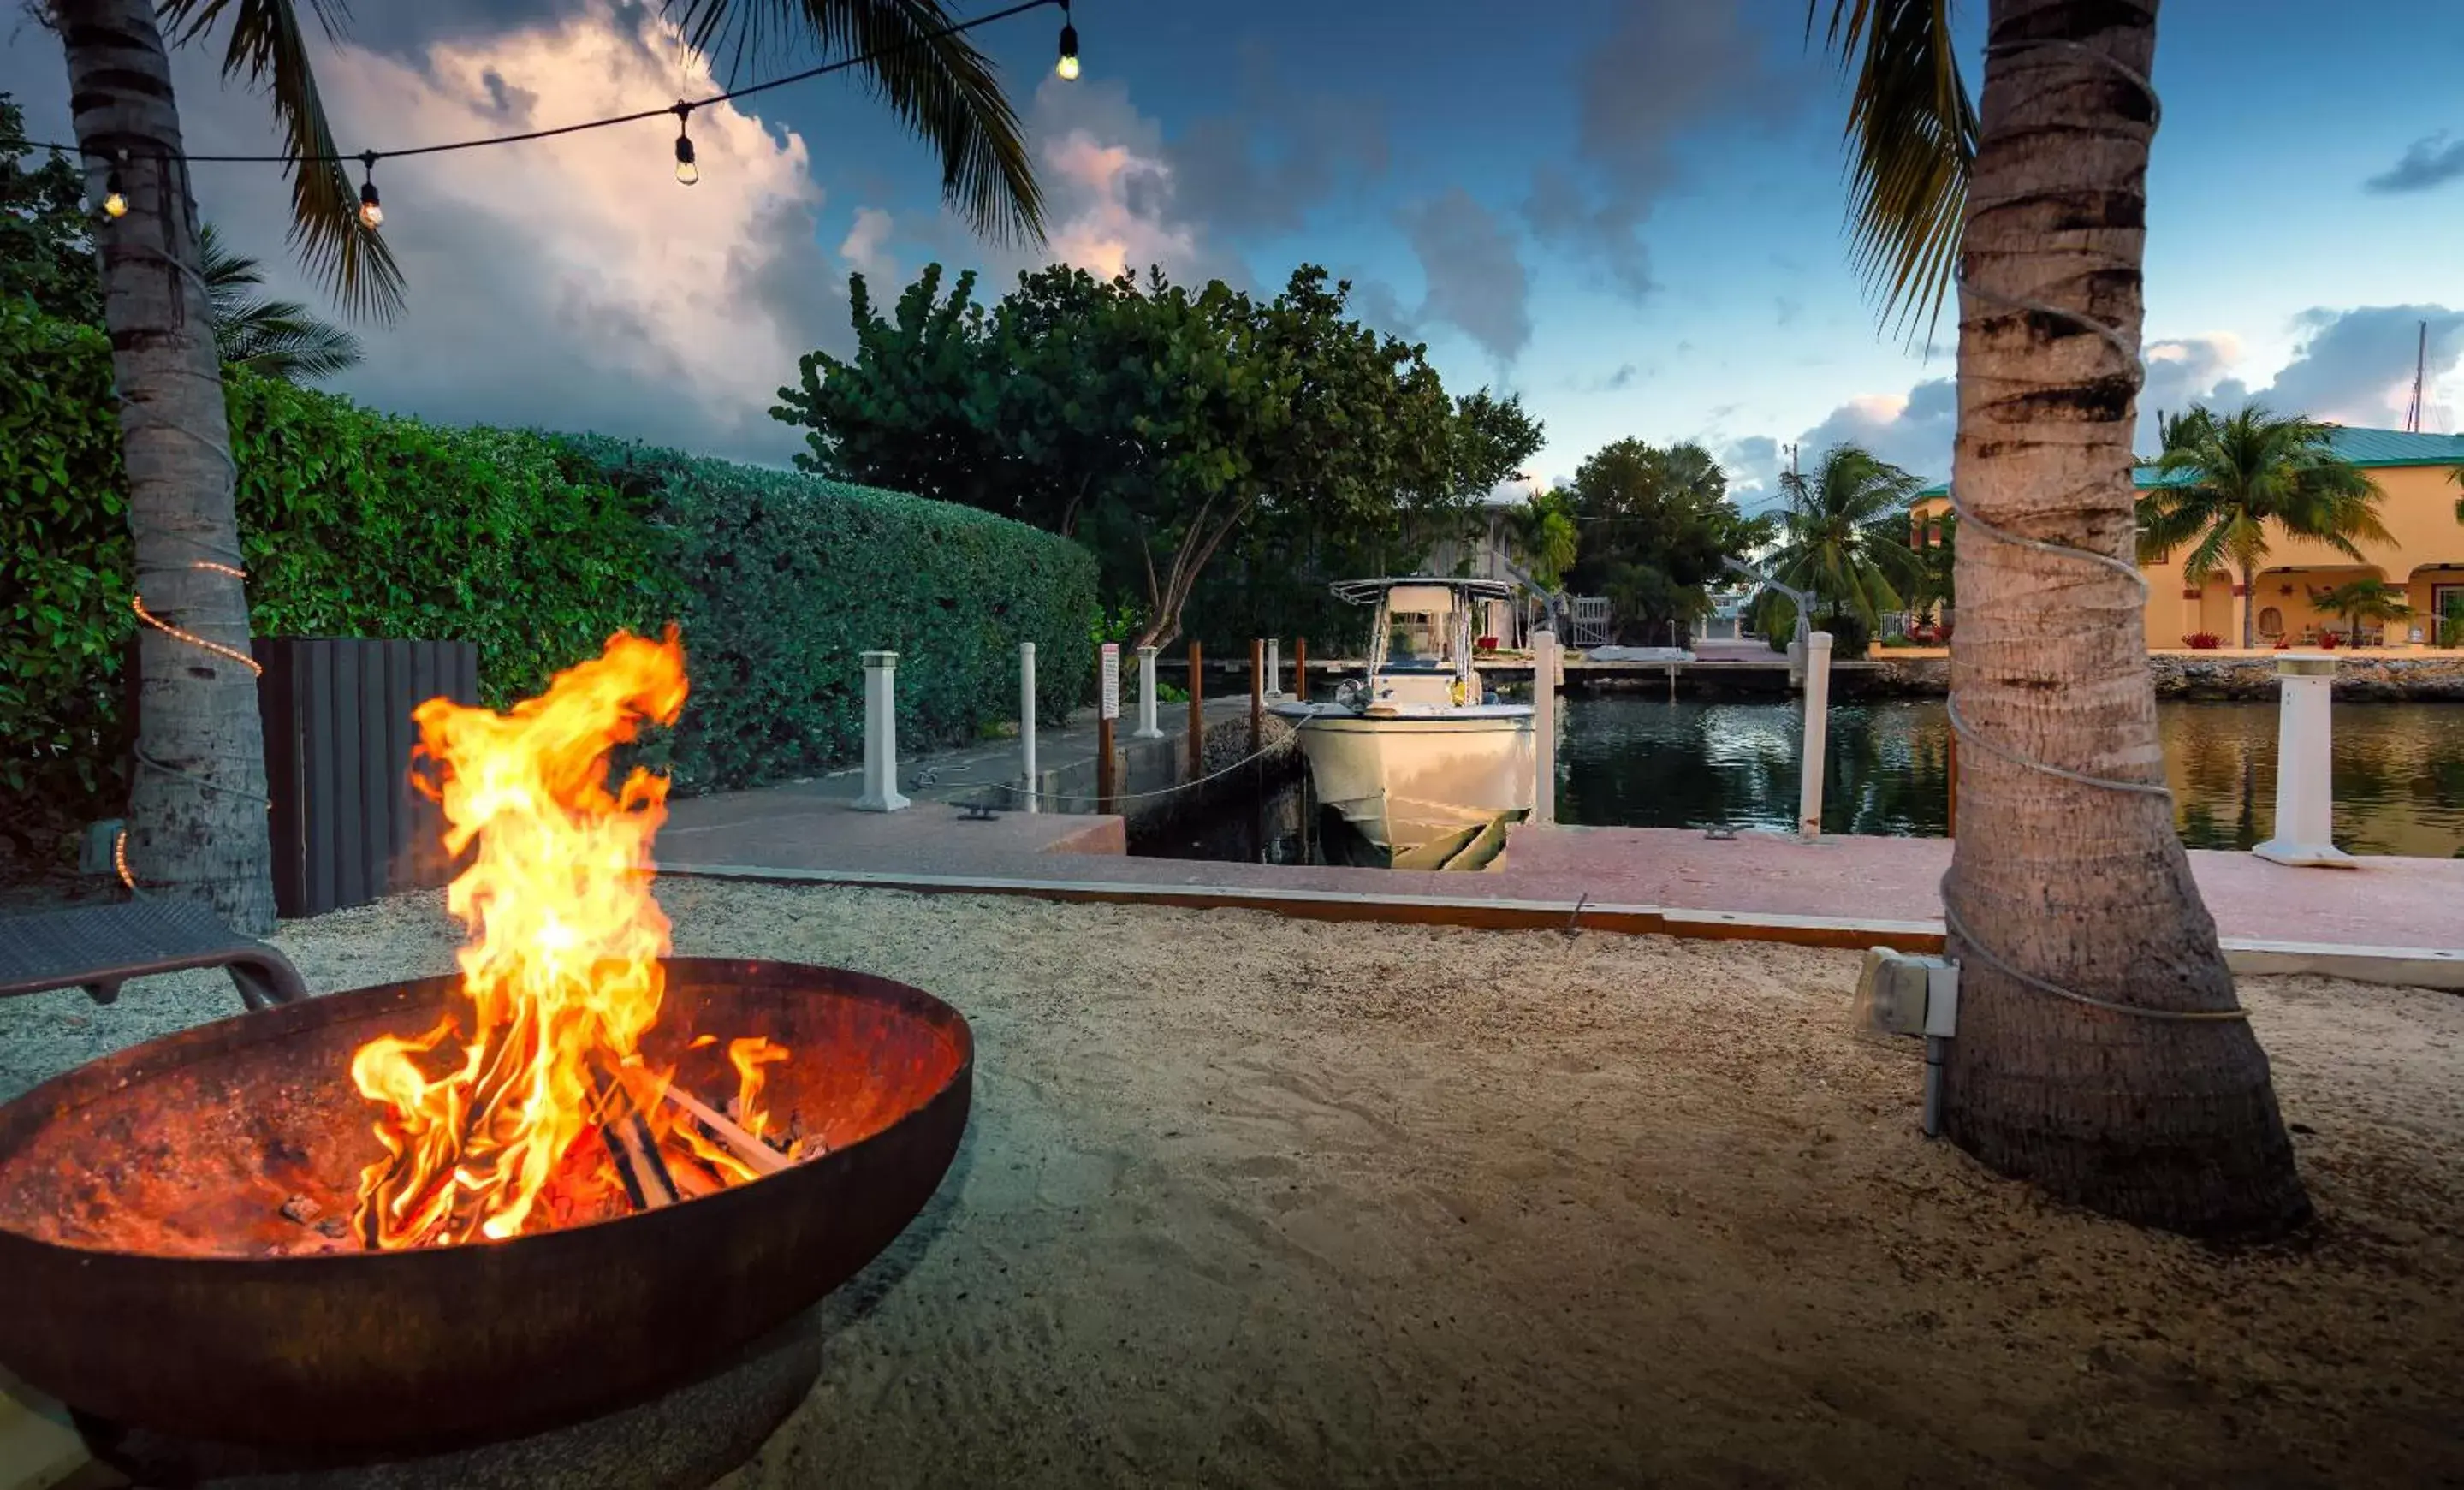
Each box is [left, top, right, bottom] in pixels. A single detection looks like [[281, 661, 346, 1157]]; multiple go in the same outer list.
[[1862, 652, 2464, 701]]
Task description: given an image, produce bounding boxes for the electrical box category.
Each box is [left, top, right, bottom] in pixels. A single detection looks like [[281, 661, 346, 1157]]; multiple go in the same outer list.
[[1852, 947, 1958, 1040]]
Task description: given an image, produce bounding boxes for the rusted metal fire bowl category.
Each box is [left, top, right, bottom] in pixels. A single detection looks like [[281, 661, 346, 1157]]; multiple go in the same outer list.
[[0, 958, 972, 1453]]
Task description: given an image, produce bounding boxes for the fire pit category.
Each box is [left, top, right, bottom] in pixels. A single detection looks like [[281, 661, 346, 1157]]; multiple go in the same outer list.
[[0, 955, 971, 1453], [0, 631, 980, 1476]]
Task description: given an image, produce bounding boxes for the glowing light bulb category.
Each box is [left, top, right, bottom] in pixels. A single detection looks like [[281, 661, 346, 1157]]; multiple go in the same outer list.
[[356, 151, 384, 230], [1056, 18, 1079, 80], [102, 178, 128, 219], [674, 130, 699, 187]]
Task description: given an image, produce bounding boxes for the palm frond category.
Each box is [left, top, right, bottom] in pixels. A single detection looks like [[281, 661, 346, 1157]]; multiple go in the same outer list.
[[672, 0, 1045, 246], [162, 0, 406, 322], [199, 221, 365, 380], [1812, 0, 1977, 342]]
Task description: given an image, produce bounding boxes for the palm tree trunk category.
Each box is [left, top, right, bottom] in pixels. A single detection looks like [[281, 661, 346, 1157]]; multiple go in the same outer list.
[[1942, 0, 2306, 1237], [2240, 562, 2257, 649], [64, 0, 276, 931]]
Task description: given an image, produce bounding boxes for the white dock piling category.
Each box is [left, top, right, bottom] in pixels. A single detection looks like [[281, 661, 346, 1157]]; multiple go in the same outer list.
[[1133, 644, 1166, 739], [2253, 651, 2352, 867], [1532, 630, 1558, 826], [853, 650, 911, 813], [1265, 638, 1284, 699], [1018, 641, 1039, 814], [1797, 631, 1833, 838]]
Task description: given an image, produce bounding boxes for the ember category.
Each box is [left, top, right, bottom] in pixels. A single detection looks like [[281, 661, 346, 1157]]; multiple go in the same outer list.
[[349, 628, 787, 1250]]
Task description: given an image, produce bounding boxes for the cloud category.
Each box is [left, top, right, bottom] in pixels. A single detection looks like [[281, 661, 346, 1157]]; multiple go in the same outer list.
[[2140, 334, 2248, 442], [2250, 305, 2463, 429], [1791, 380, 1960, 489], [1523, 2, 1786, 300], [1599, 363, 1641, 391], [836, 205, 897, 281], [1718, 436, 1784, 513], [2363, 132, 2464, 194], [1394, 187, 1531, 365], [57, 0, 852, 462]]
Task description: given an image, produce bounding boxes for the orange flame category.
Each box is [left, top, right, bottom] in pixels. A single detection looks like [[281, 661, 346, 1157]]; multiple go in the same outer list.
[[349, 628, 778, 1250]]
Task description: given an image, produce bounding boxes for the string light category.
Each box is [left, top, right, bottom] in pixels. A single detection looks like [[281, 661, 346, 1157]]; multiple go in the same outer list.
[[672, 103, 698, 187], [356, 151, 383, 229], [1056, 1, 1081, 80], [30, 0, 1070, 213], [100, 151, 128, 218], [119, 559, 267, 893]]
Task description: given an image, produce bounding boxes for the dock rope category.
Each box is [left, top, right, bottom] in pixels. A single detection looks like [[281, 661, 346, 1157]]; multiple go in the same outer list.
[[1933, 35, 2242, 1024], [997, 726, 1297, 808]]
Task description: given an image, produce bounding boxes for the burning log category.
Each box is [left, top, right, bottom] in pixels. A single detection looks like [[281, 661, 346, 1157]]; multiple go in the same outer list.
[[662, 1083, 790, 1178], [594, 1061, 680, 1212]]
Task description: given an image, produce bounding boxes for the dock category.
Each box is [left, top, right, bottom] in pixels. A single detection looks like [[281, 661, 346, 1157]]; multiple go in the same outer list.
[[658, 721, 2464, 990]]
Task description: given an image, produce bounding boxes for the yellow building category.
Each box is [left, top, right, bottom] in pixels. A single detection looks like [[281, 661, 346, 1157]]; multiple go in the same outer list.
[[1911, 427, 2464, 650]]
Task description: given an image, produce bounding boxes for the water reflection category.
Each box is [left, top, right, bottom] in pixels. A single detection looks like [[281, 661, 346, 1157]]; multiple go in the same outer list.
[[1134, 699, 2464, 864], [1560, 698, 2464, 858]]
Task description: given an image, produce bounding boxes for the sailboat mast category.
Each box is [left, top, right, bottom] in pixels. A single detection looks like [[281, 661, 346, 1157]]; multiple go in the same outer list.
[[2405, 320, 2427, 434]]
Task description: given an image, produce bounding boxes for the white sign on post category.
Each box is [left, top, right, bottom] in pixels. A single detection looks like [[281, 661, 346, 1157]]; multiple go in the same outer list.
[[1099, 644, 1121, 720]]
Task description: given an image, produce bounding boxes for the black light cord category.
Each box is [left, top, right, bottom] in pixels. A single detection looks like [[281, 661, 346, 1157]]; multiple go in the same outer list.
[[28, 0, 1063, 168]]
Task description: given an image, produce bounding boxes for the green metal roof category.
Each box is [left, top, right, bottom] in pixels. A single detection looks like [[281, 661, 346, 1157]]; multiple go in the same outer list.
[[1910, 425, 2464, 501]]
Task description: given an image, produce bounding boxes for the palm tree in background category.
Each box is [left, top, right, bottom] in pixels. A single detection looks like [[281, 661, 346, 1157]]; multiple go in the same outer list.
[[201, 223, 360, 381], [2309, 577, 2408, 649], [1760, 443, 1925, 642], [44, 0, 1045, 929], [1508, 488, 1580, 589], [2138, 405, 2389, 648], [1818, 0, 2310, 1236]]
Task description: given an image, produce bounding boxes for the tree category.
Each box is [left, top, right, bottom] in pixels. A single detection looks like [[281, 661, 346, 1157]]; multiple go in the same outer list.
[[2309, 578, 2408, 648], [2138, 405, 2390, 647], [1563, 439, 1769, 645], [40, 0, 1044, 929], [1759, 442, 1925, 641], [778, 261, 1531, 652], [1508, 487, 1580, 590], [201, 222, 360, 381], [1820, 0, 2311, 1236], [1, 92, 100, 322], [1909, 509, 1957, 626]]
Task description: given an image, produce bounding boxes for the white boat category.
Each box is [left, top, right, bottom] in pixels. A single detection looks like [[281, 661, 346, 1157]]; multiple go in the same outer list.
[[1268, 579, 1535, 862]]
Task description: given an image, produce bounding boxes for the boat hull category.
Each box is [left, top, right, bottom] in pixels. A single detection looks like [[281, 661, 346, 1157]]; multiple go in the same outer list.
[[1272, 707, 1535, 854]]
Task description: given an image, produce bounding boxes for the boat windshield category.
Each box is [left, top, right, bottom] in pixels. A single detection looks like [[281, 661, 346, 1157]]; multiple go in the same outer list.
[[1385, 610, 1453, 669]]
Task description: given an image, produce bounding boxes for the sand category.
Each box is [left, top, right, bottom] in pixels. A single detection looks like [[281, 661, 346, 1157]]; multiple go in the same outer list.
[[3, 882, 2460, 1487]]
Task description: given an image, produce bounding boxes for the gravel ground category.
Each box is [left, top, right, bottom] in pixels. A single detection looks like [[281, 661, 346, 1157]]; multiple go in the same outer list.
[[3, 881, 2460, 1487]]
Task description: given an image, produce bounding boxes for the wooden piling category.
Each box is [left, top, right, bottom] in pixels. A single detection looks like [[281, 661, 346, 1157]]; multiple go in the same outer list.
[[1097, 715, 1116, 815], [1946, 732, 1958, 839], [1294, 637, 1308, 703], [1188, 641, 1205, 780], [1250, 638, 1264, 753]]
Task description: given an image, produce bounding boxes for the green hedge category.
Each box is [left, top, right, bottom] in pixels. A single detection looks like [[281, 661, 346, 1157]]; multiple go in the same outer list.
[[564, 437, 1096, 793], [3, 302, 1095, 856]]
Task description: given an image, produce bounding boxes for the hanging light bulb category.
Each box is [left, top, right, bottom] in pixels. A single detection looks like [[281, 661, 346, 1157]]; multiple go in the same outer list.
[[356, 151, 383, 229], [100, 155, 128, 219], [1055, 2, 1080, 80], [673, 104, 699, 186]]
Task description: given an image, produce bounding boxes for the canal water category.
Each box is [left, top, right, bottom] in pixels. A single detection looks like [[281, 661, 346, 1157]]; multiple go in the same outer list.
[[1134, 699, 2464, 864]]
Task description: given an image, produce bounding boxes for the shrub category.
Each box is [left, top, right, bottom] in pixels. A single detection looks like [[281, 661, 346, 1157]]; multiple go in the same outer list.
[[0, 301, 670, 854], [4, 302, 1096, 855], [1813, 612, 1872, 657], [562, 439, 1097, 794], [2315, 630, 2343, 650], [2181, 632, 2223, 650]]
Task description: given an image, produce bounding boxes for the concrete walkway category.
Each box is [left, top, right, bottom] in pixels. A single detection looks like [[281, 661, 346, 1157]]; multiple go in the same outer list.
[[658, 738, 2464, 984]]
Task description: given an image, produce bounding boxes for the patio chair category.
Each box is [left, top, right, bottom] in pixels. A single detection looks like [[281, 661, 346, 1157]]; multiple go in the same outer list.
[[0, 898, 307, 1012]]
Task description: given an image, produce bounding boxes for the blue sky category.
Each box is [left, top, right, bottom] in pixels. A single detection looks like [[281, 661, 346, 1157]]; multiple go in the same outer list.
[[5, 0, 2460, 509]]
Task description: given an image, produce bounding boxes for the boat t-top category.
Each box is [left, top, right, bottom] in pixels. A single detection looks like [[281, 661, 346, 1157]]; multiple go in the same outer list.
[[1268, 579, 1535, 863]]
